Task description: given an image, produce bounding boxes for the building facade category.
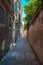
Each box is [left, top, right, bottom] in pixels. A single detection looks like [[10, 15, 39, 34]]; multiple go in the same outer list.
[[14, 0, 22, 42], [0, 0, 22, 59], [0, 0, 13, 59]]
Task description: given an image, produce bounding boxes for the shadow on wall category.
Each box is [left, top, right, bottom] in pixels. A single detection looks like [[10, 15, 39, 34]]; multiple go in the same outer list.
[[0, 26, 12, 60]]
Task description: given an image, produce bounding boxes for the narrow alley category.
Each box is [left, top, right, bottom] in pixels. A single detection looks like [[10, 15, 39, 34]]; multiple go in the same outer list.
[[0, 0, 43, 65], [0, 35, 40, 65]]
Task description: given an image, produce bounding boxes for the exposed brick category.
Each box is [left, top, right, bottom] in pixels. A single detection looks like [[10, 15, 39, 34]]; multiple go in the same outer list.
[[28, 6, 43, 65]]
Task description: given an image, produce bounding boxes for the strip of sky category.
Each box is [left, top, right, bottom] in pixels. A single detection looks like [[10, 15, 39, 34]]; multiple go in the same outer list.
[[22, 0, 31, 11], [22, 0, 31, 17]]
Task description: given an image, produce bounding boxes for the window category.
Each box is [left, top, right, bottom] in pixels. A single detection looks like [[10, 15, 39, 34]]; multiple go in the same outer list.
[[9, 16, 13, 27], [0, 7, 5, 24]]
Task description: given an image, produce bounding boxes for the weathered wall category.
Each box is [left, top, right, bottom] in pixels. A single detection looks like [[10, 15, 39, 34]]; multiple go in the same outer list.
[[0, 0, 12, 60], [28, 8, 43, 64]]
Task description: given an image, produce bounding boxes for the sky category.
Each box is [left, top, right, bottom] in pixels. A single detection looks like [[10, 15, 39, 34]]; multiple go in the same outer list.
[[22, 0, 31, 18]]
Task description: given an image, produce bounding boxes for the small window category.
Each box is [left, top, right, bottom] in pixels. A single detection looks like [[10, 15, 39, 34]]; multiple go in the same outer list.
[[9, 17, 13, 27], [9, 17, 11, 27]]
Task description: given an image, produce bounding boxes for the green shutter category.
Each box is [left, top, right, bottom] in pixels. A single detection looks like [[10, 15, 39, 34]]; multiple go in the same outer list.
[[15, 2, 19, 15]]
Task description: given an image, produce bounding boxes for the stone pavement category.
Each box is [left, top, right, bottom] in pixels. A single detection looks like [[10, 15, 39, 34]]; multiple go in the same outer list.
[[0, 36, 40, 65]]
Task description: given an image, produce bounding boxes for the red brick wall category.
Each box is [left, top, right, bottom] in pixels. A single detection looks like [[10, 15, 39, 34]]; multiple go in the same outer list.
[[28, 9, 43, 64]]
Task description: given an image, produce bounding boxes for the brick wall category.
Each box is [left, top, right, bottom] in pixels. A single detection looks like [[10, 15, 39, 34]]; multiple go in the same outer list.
[[28, 8, 43, 64]]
